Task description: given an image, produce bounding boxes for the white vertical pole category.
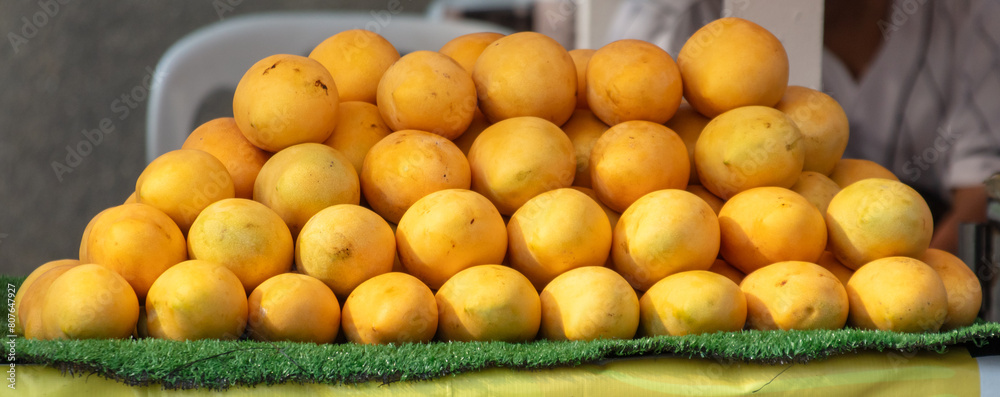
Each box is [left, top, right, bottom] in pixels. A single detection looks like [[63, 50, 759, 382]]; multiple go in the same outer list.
[[575, 0, 629, 50], [575, 0, 592, 50]]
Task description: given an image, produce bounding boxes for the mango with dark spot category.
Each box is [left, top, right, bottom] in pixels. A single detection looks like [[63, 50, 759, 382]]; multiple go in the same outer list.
[[233, 54, 339, 152]]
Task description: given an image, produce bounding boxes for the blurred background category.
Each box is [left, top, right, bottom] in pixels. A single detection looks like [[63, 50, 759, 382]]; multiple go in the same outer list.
[[0, 1, 628, 276]]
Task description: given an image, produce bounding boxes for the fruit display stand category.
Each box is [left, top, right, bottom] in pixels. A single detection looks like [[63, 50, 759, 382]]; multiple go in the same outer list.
[[4, 268, 999, 397], [5, 329, 1000, 395], [11, 3, 1000, 395]]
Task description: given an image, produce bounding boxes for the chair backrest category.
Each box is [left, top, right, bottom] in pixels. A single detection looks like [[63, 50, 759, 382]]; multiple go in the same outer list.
[[145, 11, 514, 163]]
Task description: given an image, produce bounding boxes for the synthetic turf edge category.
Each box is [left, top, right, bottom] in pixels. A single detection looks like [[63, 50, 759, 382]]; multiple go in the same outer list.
[[4, 275, 999, 390], [6, 323, 999, 390]]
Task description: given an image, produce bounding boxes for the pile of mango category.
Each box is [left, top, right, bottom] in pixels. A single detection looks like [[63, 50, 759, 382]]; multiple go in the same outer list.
[[13, 17, 981, 345]]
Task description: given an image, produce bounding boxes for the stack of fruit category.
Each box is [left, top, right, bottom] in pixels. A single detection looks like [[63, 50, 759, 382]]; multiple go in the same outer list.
[[14, 17, 982, 346]]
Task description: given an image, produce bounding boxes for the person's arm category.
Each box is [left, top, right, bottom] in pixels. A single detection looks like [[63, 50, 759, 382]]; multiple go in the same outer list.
[[930, 185, 988, 254], [935, 1, 1000, 254]]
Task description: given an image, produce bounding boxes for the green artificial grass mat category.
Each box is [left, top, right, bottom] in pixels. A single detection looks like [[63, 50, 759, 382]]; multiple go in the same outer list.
[[5, 275, 1000, 390], [5, 323, 1000, 390]]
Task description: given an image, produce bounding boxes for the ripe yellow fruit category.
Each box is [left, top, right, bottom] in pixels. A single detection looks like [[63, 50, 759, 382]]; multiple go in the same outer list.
[[182, 117, 271, 199], [361, 129, 471, 223], [253, 143, 360, 237], [507, 188, 612, 289], [19, 263, 78, 339], [774, 86, 849, 175], [790, 171, 841, 214], [568, 48, 595, 109], [816, 252, 854, 286], [436, 265, 541, 342], [587, 39, 683, 125], [562, 109, 610, 188], [12, 259, 79, 335], [296, 204, 396, 300], [145, 260, 248, 341], [468, 116, 575, 215], [187, 198, 293, 294], [685, 185, 725, 215], [248, 273, 340, 344], [590, 120, 690, 212], [640, 270, 747, 336], [540, 266, 639, 341], [377, 51, 477, 139], [708, 258, 745, 285], [740, 261, 849, 331], [571, 186, 622, 248], [136, 149, 236, 233], [678, 17, 788, 118], [825, 178, 932, 269], [322, 101, 392, 174], [695, 106, 805, 200], [341, 272, 437, 344], [828, 158, 899, 188], [396, 189, 507, 289], [846, 256, 947, 332], [719, 187, 827, 274], [666, 103, 711, 185], [39, 264, 138, 340], [922, 248, 982, 330], [613, 189, 720, 291], [233, 54, 339, 152], [439, 32, 505, 75], [82, 203, 187, 301], [473, 31, 577, 125], [309, 29, 399, 104]]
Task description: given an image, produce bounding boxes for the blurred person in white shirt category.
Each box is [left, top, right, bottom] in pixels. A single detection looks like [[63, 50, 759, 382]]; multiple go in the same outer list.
[[606, 0, 1000, 254]]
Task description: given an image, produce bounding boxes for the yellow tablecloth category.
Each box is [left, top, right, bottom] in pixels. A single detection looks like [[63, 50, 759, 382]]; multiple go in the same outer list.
[[0, 348, 986, 396]]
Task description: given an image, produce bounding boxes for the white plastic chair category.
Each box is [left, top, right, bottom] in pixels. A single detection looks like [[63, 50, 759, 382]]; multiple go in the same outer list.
[[145, 11, 514, 163]]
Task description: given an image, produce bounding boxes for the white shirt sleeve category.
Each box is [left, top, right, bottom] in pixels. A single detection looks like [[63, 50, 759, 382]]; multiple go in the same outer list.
[[943, 0, 1000, 190], [604, 0, 1000, 198]]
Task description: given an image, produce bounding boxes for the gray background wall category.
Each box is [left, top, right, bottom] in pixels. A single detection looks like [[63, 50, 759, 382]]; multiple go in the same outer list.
[[0, 1, 446, 276]]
